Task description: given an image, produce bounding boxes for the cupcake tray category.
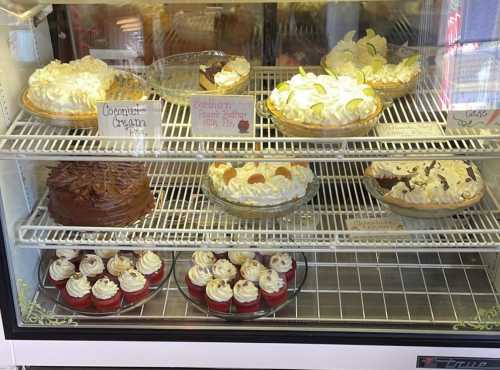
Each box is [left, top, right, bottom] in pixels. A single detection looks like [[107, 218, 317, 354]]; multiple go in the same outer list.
[[172, 252, 308, 321], [37, 251, 172, 317]]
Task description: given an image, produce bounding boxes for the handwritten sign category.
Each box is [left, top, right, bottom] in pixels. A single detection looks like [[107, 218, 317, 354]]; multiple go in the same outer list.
[[346, 216, 410, 240], [376, 122, 444, 138], [97, 100, 161, 138], [190, 95, 255, 137], [447, 109, 500, 129]]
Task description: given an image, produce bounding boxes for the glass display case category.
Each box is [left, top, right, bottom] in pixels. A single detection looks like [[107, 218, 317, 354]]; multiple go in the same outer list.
[[0, 0, 500, 368]]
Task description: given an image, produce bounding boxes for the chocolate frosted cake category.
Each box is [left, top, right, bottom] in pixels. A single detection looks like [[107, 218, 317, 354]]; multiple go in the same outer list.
[[47, 162, 154, 227]]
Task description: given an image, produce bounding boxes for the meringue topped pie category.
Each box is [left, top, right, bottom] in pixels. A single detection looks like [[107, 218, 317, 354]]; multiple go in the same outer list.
[[199, 56, 250, 90], [207, 161, 315, 206]]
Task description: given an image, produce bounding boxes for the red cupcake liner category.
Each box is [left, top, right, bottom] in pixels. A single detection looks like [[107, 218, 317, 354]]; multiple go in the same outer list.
[[285, 259, 297, 282], [122, 280, 150, 304], [185, 274, 206, 301], [261, 284, 288, 307], [205, 295, 231, 313], [48, 275, 68, 290], [144, 263, 165, 285], [91, 290, 123, 312], [234, 295, 261, 313], [61, 288, 92, 309]]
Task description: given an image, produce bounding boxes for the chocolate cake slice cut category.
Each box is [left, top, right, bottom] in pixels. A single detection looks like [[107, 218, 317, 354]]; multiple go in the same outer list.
[[199, 60, 227, 90]]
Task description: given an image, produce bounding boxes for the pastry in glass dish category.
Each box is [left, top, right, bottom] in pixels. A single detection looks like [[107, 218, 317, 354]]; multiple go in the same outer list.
[[55, 249, 81, 263], [266, 68, 382, 137], [136, 251, 164, 284], [118, 269, 150, 304], [240, 259, 266, 286], [259, 269, 288, 307], [191, 250, 216, 268], [94, 249, 117, 261], [106, 254, 134, 281], [269, 253, 296, 282], [233, 279, 261, 313], [185, 265, 213, 301], [199, 56, 250, 91], [228, 250, 255, 266], [61, 273, 92, 309], [205, 278, 233, 313], [91, 277, 122, 312], [212, 259, 238, 285], [364, 160, 485, 216], [79, 254, 105, 283], [48, 257, 76, 289]]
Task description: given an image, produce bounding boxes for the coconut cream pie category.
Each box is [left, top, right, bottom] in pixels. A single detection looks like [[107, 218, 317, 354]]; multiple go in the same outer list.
[[207, 161, 315, 207], [26, 56, 118, 115], [365, 160, 485, 210], [199, 56, 250, 90]]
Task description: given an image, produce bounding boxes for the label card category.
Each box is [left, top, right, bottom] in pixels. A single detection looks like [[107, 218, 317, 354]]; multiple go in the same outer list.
[[190, 95, 255, 137], [447, 109, 500, 129], [97, 100, 162, 138], [346, 216, 410, 240], [376, 122, 444, 138]]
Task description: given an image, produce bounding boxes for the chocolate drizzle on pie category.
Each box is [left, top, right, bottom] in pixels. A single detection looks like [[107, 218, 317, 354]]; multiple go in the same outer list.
[[424, 160, 436, 176], [202, 61, 227, 83], [437, 174, 450, 191], [466, 167, 477, 181], [47, 162, 154, 227]]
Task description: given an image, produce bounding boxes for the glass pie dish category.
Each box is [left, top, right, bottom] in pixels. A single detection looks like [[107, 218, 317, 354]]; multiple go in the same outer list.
[[37, 251, 171, 317], [20, 71, 148, 129], [173, 251, 308, 321], [146, 50, 250, 105], [202, 174, 320, 219]]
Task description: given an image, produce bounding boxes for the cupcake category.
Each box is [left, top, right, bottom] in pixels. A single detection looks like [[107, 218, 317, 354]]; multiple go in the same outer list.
[[259, 269, 288, 307], [106, 254, 134, 281], [95, 249, 117, 261], [233, 280, 261, 313], [61, 273, 92, 309], [118, 269, 149, 304], [213, 250, 229, 260], [269, 253, 296, 281], [56, 249, 80, 263], [240, 259, 265, 285], [136, 251, 164, 284], [48, 258, 76, 289], [91, 277, 122, 312], [228, 250, 255, 266], [78, 254, 105, 283], [185, 265, 213, 300], [212, 259, 238, 284], [205, 278, 233, 313], [257, 249, 275, 265], [191, 250, 216, 268]]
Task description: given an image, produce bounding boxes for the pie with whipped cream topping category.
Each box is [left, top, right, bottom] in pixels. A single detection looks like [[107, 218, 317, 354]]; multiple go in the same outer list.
[[266, 68, 382, 137], [199, 56, 250, 91], [364, 160, 485, 212]]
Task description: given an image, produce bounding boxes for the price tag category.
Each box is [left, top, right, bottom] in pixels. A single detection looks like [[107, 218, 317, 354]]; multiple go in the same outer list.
[[97, 100, 162, 138], [376, 123, 444, 137], [447, 109, 500, 129], [190, 95, 255, 137], [346, 216, 410, 240]]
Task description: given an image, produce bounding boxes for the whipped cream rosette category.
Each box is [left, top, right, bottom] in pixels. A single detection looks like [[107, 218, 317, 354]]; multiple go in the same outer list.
[[322, 29, 421, 98], [265, 68, 382, 137]]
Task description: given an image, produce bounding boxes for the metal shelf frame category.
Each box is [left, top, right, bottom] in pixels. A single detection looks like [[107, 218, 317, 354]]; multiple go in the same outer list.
[[1, 67, 500, 162], [29, 251, 500, 330], [17, 161, 500, 251]]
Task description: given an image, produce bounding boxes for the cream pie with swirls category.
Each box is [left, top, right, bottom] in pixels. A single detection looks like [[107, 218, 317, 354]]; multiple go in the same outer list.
[[365, 160, 485, 210], [208, 161, 315, 206]]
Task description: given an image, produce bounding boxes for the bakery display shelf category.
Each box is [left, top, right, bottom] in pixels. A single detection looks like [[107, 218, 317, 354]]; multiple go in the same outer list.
[[17, 161, 500, 252], [28, 251, 500, 330], [2, 66, 500, 162]]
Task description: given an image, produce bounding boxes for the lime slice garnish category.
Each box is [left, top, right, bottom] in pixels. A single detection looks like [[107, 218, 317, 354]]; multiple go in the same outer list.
[[404, 54, 420, 67], [363, 87, 375, 97], [324, 68, 338, 79], [367, 42, 377, 56], [346, 98, 364, 112], [287, 91, 295, 104], [277, 82, 289, 91], [355, 70, 365, 84], [344, 30, 356, 42], [370, 56, 386, 73], [298, 66, 306, 76], [313, 83, 327, 95], [366, 28, 376, 38], [311, 102, 324, 114]]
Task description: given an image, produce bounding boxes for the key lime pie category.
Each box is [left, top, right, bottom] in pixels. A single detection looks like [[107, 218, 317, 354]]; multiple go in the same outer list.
[[364, 160, 485, 217], [266, 67, 382, 137], [199, 56, 250, 91], [322, 29, 421, 98], [23, 56, 145, 128]]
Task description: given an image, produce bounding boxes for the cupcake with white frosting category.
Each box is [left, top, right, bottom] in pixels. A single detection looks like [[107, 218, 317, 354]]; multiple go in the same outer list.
[[269, 253, 296, 281], [259, 269, 288, 307], [205, 278, 233, 313], [136, 251, 164, 284], [118, 269, 149, 304], [228, 250, 255, 266], [48, 257, 76, 289], [191, 250, 216, 268], [61, 273, 92, 309], [91, 277, 122, 311], [56, 249, 81, 263], [240, 259, 266, 285], [94, 249, 116, 261], [79, 254, 105, 282], [185, 265, 213, 300], [233, 280, 261, 313], [212, 259, 238, 284], [106, 254, 134, 280]]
